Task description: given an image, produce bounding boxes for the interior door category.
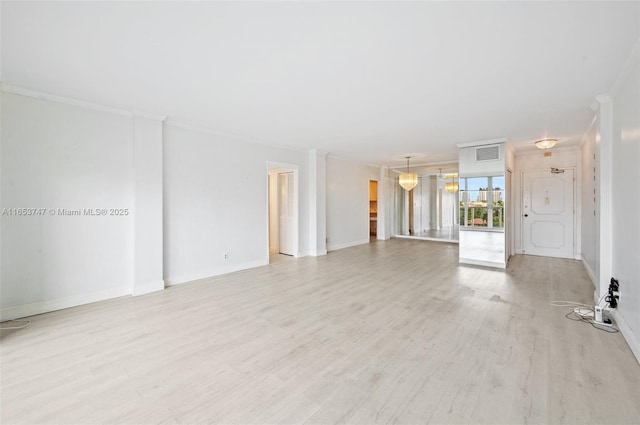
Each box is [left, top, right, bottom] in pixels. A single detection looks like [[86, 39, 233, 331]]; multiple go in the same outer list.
[[522, 169, 574, 258], [506, 169, 513, 261], [278, 172, 295, 256]]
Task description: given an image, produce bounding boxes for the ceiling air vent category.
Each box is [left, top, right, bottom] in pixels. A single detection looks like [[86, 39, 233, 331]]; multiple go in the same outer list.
[[475, 145, 500, 162]]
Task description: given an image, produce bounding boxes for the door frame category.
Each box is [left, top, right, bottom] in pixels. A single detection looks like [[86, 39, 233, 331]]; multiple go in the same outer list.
[[506, 168, 513, 262], [520, 167, 577, 258], [266, 162, 299, 263]]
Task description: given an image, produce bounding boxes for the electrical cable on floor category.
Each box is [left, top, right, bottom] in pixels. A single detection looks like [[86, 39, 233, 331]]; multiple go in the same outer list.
[[548, 300, 593, 308], [0, 320, 31, 330], [551, 300, 619, 334]]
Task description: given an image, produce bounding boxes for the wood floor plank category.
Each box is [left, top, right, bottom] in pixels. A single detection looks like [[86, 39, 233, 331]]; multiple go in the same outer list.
[[2, 239, 639, 424]]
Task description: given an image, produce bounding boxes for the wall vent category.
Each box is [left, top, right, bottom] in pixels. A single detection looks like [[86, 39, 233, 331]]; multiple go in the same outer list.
[[475, 145, 500, 162]]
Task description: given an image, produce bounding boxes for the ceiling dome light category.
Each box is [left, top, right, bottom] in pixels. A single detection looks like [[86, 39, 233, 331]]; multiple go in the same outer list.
[[535, 139, 557, 149]]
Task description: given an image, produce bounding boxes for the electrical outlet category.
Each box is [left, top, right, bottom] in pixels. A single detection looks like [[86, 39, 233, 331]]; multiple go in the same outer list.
[[224, 252, 229, 260], [607, 278, 620, 308]]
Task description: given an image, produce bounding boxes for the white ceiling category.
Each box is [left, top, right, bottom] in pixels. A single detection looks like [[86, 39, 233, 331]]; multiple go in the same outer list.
[[2, 1, 639, 166]]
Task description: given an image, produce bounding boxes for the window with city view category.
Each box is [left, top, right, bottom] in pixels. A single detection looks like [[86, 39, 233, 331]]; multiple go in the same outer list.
[[459, 176, 505, 230]]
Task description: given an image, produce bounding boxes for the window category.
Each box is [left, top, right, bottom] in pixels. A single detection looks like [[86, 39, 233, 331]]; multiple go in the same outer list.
[[459, 176, 504, 230]]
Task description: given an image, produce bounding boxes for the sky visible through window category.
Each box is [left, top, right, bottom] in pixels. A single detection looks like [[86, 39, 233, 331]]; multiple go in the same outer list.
[[463, 176, 505, 192]]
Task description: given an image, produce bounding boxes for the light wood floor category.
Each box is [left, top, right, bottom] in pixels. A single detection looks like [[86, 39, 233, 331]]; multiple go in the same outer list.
[[2, 239, 639, 424]]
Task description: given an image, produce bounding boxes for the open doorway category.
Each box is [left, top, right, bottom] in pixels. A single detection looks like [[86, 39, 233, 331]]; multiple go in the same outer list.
[[267, 164, 299, 262], [369, 180, 378, 240]]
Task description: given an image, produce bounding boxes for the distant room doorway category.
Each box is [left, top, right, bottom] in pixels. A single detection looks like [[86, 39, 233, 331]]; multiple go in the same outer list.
[[369, 180, 378, 239], [267, 164, 299, 261], [278, 172, 295, 255]]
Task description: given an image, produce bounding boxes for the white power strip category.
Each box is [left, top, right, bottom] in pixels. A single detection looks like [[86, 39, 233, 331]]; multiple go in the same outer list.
[[574, 307, 594, 319], [595, 305, 603, 322]]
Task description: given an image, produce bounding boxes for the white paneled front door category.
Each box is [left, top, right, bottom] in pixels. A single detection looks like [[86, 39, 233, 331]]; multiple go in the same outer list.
[[522, 169, 574, 258]]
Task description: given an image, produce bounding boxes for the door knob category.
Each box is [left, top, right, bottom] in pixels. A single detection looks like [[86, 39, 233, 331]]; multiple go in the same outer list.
[[524, 214, 529, 217]]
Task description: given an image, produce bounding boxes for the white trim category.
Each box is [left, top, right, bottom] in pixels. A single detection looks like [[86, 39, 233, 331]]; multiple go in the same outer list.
[[0, 83, 166, 121], [597, 98, 613, 299], [459, 258, 506, 269], [0, 286, 130, 322], [132, 110, 167, 122], [165, 120, 305, 153], [581, 256, 598, 287], [456, 137, 508, 149], [164, 259, 267, 287], [595, 94, 612, 105], [388, 159, 459, 172], [590, 272, 639, 365], [309, 249, 328, 257], [266, 161, 300, 261], [327, 238, 370, 252], [610, 37, 640, 97], [132, 280, 165, 296], [394, 234, 458, 244], [610, 310, 640, 365]]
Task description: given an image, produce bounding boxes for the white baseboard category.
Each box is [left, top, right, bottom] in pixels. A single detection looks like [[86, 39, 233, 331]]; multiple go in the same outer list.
[[309, 249, 328, 257], [0, 286, 130, 322], [164, 259, 267, 286], [133, 280, 165, 296], [585, 257, 640, 365], [610, 309, 640, 365], [581, 255, 598, 288], [327, 238, 370, 252], [459, 258, 506, 269]]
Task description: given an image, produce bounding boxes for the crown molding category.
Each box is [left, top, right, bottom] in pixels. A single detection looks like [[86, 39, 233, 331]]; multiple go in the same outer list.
[[456, 137, 508, 149], [579, 114, 599, 149], [590, 94, 613, 112], [132, 110, 167, 122], [1, 82, 166, 122], [610, 36, 640, 98], [163, 119, 306, 154]]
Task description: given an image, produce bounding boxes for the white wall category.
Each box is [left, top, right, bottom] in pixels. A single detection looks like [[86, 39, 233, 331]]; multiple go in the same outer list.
[[377, 166, 393, 240], [580, 118, 599, 286], [458, 142, 506, 268], [268, 169, 279, 253], [514, 148, 580, 257], [162, 123, 310, 284], [1, 88, 323, 318], [610, 47, 640, 356], [326, 156, 378, 251], [1, 92, 134, 320], [132, 116, 165, 295], [308, 149, 327, 256], [458, 142, 505, 177], [505, 143, 516, 258], [578, 44, 640, 363]]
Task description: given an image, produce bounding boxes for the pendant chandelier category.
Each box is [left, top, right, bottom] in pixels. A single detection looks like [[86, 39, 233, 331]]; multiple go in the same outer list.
[[399, 156, 418, 191], [445, 173, 459, 193]]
